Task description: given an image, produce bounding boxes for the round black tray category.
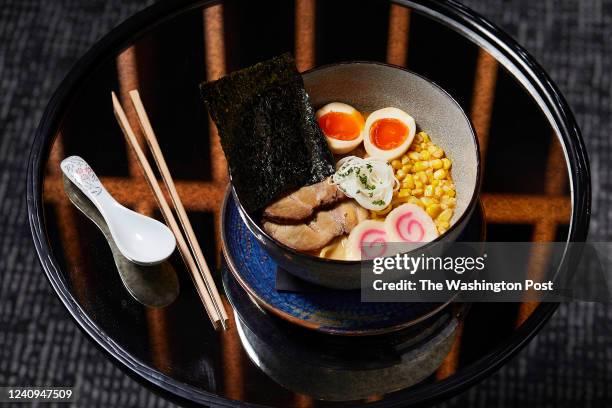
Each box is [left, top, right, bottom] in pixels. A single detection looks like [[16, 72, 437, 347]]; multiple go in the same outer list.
[[27, 0, 590, 406]]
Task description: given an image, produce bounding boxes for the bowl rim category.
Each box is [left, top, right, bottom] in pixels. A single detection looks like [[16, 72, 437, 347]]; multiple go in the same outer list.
[[25, 0, 591, 406], [233, 60, 482, 265]]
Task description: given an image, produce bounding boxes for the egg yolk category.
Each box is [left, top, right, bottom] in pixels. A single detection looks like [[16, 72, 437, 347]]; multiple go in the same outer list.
[[318, 111, 364, 140], [369, 118, 408, 150]]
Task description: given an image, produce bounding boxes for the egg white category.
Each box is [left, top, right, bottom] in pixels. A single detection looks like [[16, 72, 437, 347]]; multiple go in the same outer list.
[[363, 107, 416, 161], [315, 102, 364, 154]]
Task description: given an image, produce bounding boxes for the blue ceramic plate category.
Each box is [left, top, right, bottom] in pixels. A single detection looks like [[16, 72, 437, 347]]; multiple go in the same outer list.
[[221, 190, 454, 336]]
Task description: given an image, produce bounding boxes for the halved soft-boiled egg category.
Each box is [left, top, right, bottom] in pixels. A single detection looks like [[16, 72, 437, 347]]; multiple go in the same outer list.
[[316, 102, 365, 154], [363, 107, 416, 161]]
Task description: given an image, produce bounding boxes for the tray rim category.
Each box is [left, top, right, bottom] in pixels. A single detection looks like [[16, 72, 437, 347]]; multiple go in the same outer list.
[[26, 0, 591, 407]]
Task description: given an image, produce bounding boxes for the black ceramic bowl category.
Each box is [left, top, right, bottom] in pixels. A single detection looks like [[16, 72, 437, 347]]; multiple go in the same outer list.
[[233, 62, 481, 289]]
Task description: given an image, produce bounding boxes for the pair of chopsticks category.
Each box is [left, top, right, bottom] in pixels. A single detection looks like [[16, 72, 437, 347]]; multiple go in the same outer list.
[[112, 90, 229, 331]]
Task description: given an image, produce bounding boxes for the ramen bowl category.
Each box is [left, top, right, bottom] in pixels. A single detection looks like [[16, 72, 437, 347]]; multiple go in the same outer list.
[[234, 62, 481, 289]]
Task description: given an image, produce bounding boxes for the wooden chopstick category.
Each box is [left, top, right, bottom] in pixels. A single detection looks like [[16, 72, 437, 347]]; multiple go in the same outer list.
[[128, 89, 229, 326], [111, 92, 224, 331]]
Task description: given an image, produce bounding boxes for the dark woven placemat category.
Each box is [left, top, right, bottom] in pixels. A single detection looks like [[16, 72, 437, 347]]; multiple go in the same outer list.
[[0, 0, 610, 407]]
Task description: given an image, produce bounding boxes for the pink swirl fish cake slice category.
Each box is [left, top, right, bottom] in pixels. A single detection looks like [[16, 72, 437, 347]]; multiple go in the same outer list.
[[385, 203, 438, 243]]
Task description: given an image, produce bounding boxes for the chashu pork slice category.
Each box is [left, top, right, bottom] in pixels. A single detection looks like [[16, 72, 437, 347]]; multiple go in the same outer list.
[[263, 201, 368, 252], [263, 178, 345, 223]]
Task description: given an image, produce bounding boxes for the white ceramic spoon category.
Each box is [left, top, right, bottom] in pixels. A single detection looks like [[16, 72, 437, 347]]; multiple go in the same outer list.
[[60, 155, 176, 265]]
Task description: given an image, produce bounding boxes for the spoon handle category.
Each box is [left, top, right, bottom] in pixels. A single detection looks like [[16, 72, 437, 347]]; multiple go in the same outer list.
[[60, 156, 111, 208]]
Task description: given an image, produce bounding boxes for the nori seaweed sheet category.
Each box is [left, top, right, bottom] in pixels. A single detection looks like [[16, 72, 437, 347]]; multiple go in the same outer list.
[[200, 54, 335, 213]]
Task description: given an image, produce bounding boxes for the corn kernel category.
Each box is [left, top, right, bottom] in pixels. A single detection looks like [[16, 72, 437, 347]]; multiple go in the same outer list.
[[424, 185, 434, 197], [408, 152, 421, 161], [403, 174, 415, 189], [420, 150, 431, 160], [415, 171, 426, 184], [432, 148, 444, 159], [408, 196, 420, 205], [414, 180, 423, 189], [442, 158, 452, 169], [438, 209, 453, 222], [434, 169, 446, 180], [420, 197, 435, 206], [420, 132, 430, 142], [431, 159, 443, 170], [437, 226, 448, 234], [446, 189, 456, 197], [412, 188, 423, 197], [398, 189, 411, 198], [447, 198, 457, 208], [396, 169, 406, 180], [427, 204, 442, 219], [401, 164, 411, 173], [401, 155, 410, 165], [414, 133, 424, 143], [413, 161, 429, 172], [412, 144, 422, 152], [410, 197, 425, 209], [391, 159, 402, 170], [434, 186, 443, 197], [436, 220, 450, 229]]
